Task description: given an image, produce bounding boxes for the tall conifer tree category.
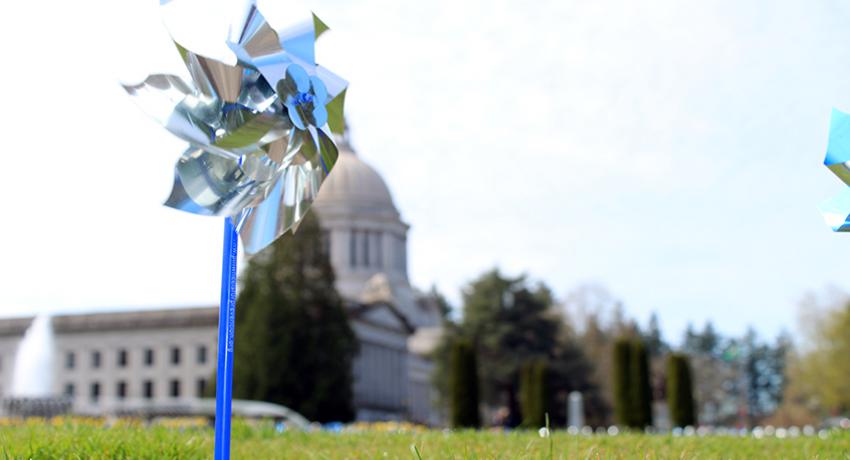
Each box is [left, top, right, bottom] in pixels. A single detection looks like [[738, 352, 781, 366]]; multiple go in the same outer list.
[[449, 339, 481, 428], [612, 338, 632, 426], [667, 353, 697, 428], [232, 213, 358, 422], [630, 340, 653, 428]]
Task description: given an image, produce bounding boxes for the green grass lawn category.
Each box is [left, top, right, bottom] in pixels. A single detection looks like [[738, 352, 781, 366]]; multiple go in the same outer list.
[[0, 419, 848, 459]]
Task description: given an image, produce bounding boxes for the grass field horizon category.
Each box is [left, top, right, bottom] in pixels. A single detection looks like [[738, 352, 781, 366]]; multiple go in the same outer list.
[[1, 419, 848, 459]]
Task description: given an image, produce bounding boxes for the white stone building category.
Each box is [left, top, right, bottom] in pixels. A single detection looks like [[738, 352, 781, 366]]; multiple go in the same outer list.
[[0, 142, 444, 424]]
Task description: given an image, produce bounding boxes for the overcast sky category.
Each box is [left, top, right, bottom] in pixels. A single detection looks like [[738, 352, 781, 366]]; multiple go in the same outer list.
[[2, 0, 850, 344]]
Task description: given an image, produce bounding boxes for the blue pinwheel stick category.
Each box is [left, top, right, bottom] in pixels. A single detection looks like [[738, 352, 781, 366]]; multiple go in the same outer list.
[[215, 218, 238, 460]]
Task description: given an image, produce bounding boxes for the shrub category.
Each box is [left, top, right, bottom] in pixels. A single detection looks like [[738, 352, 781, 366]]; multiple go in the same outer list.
[[667, 353, 697, 427], [449, 339, 481, 428], [630, 339, 653, 428], [612, 339, 632, 426]]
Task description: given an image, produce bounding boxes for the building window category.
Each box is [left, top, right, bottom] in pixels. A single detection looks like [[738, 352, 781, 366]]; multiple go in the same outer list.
[[363, 230, 370, 266], [65, 352, 75, 370], [90, 382, 100, 402], [143, 380, 154, 399], [171, 347, 181, 365], [375, 232, 383, 268], [349, 229, 357, 267], [144, 348, 154, 366], [64, 383, 74, 397], [394, 235, 407, 271], [197, 345, 207, 365], [116, 381, 127, 400], [117, 349, 128, 367], [196, 378, 207, 397], [91, 351, 101, 369], [170, 379, 181, 398]]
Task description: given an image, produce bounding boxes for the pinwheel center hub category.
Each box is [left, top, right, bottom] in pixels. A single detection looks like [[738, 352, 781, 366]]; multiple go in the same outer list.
[[293, 92, 314, 106]]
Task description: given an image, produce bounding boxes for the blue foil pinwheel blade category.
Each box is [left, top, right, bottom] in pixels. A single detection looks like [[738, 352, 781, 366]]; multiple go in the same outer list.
[[123, 0, 348, 254], [234, 125, 338, 254], [825, 108, 850, 186], [819, 188, 850, 232]]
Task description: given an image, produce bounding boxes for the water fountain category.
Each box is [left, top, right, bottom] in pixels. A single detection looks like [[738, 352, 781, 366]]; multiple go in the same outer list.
[[3, 314, 71, 417]]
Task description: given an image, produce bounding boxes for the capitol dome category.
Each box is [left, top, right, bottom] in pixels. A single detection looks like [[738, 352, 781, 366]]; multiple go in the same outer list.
[[314, 148, 398, 217]]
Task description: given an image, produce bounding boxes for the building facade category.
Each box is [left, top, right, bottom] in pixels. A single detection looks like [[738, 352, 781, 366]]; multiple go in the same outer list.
[[0, 142, 443, 424]]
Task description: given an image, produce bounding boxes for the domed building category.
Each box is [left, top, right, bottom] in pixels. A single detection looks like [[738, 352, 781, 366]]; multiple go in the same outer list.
[[312, 141, 443, 424], [0, 139, 444, 424]]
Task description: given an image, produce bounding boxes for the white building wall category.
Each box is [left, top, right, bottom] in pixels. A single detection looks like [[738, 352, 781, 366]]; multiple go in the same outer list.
[[408, 354, 439, 425], [350, 320, 409, 421], [53, 325, 217, 414], [0, 336, 21, 399]]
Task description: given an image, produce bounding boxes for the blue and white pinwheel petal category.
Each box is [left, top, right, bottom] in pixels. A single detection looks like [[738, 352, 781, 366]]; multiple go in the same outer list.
[[277, 21, 316, 68], [165, 147, 270, 217], [819, 188, 850, 232], [315, 65, 348, 100], [122, 75, 193, 126], [227, 4, 293, 88], [825, 108, 850, 186], [310, 75, 328, 103], [312, 105, 328, 128], [279, 64, 328, 130]]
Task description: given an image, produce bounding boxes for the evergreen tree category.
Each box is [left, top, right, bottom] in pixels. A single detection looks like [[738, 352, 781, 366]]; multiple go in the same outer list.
[[449, 339, 481, 428], [741, 328, 789, 424], [231, 212, 357, 423], [428, 284, 452, 319], [682, 323, 699, 354], [644, 312, 666, 357], [698, 322, 721, 357], [667, 353, 697, 427], [630, 340, 653, 428], [612, 338, 632, 426], [683, 321, 720, 358]]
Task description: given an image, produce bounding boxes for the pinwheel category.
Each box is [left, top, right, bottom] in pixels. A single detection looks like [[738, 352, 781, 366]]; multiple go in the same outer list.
[[820, 109, 850, 231], [123, 2, 346, 458]]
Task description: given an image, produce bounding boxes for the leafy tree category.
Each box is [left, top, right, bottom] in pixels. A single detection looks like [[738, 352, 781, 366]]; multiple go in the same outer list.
[[667, 353, 697, 427], [568, 312, 613, 426], [449, 339, 481, 428], [231, 212, 357, 423], [788, 294, 850, 415], [630, 340, 653, 428], [562, 284, 637, 426]]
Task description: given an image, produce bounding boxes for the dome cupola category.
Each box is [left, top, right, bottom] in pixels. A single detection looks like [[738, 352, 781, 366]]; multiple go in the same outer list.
[[312, 144, 410, 301]]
